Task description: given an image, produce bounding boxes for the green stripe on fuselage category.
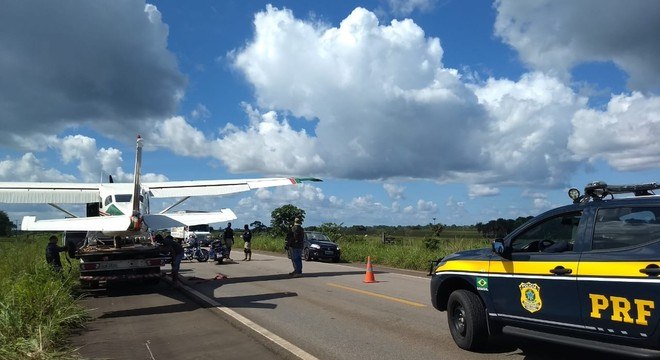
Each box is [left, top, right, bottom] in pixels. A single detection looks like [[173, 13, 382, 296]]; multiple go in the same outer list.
[[106, 204, 124, 216]]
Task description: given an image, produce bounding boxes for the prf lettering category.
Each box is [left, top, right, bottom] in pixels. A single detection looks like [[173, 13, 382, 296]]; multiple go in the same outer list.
[[589, 294, 655, 325]]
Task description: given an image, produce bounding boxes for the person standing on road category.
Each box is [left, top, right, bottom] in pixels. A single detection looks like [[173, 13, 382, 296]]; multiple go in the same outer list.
[[223, 222, 234, 260], [286, 218, 305, 277], [154, 234, 184, 287], [242, 224, 252, 261], [46, 235, 67, 272]]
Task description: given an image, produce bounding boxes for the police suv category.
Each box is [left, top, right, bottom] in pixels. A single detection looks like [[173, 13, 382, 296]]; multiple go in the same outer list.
[[430, 182, 660, 358]]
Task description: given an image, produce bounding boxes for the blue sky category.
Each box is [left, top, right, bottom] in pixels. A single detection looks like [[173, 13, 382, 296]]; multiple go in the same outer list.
[[1, 0, 660, 227]]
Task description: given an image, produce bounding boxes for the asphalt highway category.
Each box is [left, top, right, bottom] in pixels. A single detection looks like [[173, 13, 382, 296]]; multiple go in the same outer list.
[[71, 251, 628, 360], [70, 280, 285, 360]]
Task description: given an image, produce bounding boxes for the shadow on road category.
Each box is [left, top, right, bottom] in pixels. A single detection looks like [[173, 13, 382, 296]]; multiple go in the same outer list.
[[475, 334, 634, 360], [178, 270, 365, 310]]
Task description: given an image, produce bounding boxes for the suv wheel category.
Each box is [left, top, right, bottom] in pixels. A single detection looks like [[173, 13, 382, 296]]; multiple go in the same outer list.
[[303, 248, 311, 261], [447, 289, 488, 350]]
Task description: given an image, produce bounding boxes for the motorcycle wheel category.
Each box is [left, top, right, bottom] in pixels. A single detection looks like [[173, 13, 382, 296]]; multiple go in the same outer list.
[[196, 248, 209, 262]]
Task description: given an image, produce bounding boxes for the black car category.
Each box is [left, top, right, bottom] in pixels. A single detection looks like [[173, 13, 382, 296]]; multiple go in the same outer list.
[[303, 231, 341, 262], [429, 181, 660, 358]]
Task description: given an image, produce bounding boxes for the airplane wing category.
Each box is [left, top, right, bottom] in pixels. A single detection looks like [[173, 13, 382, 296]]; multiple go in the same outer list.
[[143, 208, 237, 229], [142, 177, 322, 198], [0, 182, 100, 203], [21, 215, 131, 232]]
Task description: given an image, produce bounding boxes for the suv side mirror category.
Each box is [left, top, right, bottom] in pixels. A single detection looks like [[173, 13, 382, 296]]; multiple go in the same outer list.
[[492, 238, 506, 256]]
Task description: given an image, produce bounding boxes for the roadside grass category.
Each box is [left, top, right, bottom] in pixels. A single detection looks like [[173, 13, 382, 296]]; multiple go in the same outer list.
[[249, 232, 490, 272], [0, 235, 88, 360]]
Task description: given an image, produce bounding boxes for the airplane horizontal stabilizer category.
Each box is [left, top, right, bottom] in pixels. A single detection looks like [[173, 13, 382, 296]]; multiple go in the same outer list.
[[142, 208, 237, 229], [21, 215, 132, 232]]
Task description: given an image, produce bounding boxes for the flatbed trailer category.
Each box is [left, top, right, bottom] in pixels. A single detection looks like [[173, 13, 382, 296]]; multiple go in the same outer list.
[[66, 232, 168, 288]]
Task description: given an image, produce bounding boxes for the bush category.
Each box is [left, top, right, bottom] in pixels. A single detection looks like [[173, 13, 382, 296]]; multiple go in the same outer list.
[[0, 235, 88, 359], [424, 237, 440, 250]]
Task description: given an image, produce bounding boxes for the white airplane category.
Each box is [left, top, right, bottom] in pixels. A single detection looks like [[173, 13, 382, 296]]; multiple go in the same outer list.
[[0, 135, 321, 235]]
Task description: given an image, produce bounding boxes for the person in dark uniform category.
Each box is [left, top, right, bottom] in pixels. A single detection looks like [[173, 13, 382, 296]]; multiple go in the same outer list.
[[286, 218, 305, 277], [223, 222, 234, 260], [45, 235, 66, 272], [154, 234, 184, 286]]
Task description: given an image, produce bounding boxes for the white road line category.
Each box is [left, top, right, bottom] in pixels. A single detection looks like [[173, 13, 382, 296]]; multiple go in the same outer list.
[[181, 283, 319, 360], [145, 340, 155, 360]]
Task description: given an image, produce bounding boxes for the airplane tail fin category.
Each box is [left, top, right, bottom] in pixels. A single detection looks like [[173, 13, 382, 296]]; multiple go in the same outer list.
[[132, 135, 143, 215]]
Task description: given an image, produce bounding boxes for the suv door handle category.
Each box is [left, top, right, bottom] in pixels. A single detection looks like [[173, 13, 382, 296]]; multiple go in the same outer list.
[[640, 264, 660, 276], [550, 266, 572, 275]]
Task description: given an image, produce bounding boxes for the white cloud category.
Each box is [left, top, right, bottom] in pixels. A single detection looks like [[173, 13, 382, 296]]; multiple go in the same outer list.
[[383, 183, 406, 200], [0, 153, 77, 182], [55, 135, 99, 182], [416, 199, 437, 212], [147, 116, 212, 157], [474, 72, 588, 186], [568, 92, 660, 170], [230, 6, 489, 180], [215, 108, 323, 175], [533, 197, 552, 211], [494, 0, 660, 91], [191, 104, 211, 119], [231, 183, 327, 225], [468, 184, 500, 199], [0, 134, 168, 184]]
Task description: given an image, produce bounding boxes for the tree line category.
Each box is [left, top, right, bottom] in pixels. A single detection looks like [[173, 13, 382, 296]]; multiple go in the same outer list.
[[475, 217, 533, 238], [0, 204, 533, 239]]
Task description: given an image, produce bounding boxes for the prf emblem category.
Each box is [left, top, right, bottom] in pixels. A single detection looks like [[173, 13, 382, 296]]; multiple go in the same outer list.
[[519, 282, 542, 313]]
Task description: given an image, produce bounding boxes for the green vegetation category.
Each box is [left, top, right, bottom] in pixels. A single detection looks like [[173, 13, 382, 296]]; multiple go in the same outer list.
[[0, 234, 88, 360], [248, 228, 490, 272], [0, 210, 16, 237], [270, 204, 306, 236]]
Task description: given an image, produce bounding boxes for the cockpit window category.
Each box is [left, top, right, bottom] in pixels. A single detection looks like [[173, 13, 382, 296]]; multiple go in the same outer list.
[[114, 194, 132, 203]]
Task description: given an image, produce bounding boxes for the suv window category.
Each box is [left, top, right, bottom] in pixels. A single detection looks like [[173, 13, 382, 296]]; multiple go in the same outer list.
[[511, 211, 581, 253], [592, 206, 660, 250]]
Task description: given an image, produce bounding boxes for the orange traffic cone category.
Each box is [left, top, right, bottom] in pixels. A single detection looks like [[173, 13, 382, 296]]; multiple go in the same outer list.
[[364, 256, 376, 283]]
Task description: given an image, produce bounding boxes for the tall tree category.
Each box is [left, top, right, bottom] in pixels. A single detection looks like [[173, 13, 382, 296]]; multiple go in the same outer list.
[[250, 220, 268, 232], [270, 204, 305, 236], [0, 210, 12, 236]]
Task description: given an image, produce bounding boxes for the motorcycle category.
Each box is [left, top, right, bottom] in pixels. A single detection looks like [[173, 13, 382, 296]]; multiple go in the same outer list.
[[209, 239, 230, 264], [182, 239, 209, 262]]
